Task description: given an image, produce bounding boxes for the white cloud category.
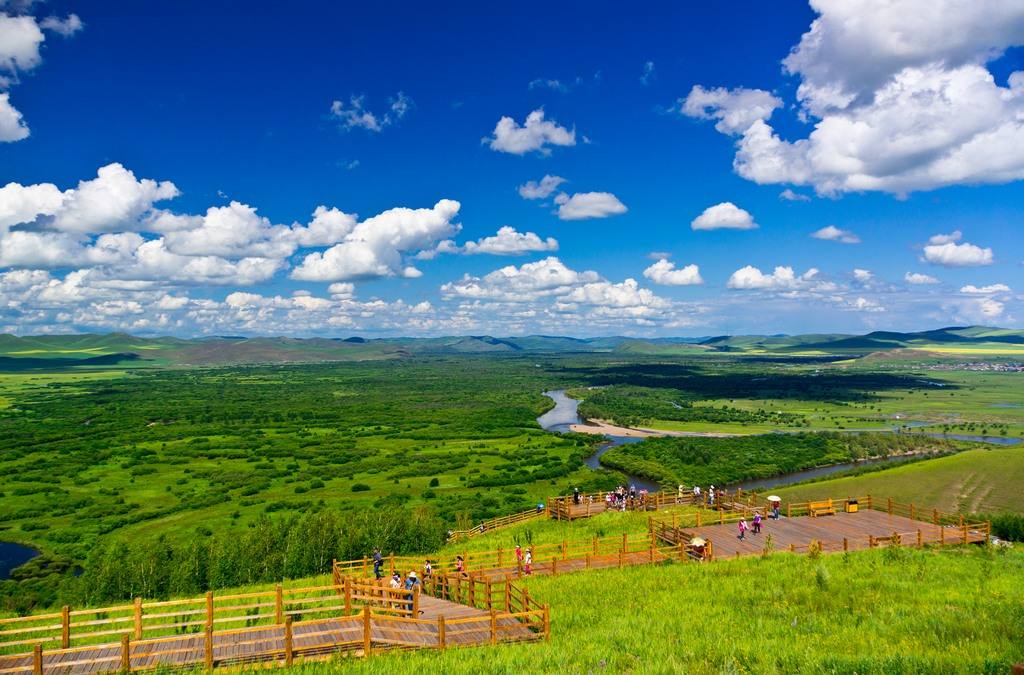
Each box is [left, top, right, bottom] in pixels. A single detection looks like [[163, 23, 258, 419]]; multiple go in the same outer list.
[[687, 2, 1024, 194], [441, 257, 595, 301], [555, 191, 627, 220], [296, 206, 358, 247], [39, 14, 83, 37], [928, 230, 962, 245], [811, 225, 860, 244], [564, 278, 669, 311], [518, 175, 566, 200], [779, 188, 811, 202], [51, 163, 180, 234], [905, 271, 940, 285], [164, 202, 296, 258], [977, 298, 1004, 318], [0, 179, 63, 228], [291, 199, 461, 281], [727, 265, 823, 291], [643, 259, 703, 286], [850, 296, 885, 313], [853, 268, 873, 282], [681, 85, 782, 134], [330, 92, 412, 132], [486, 109, 576, 155], [0, 92, 28, 141], [691, 202, 757, 231], [0, 13, 44, 73], [922, 238, 993, 267], [960, 283, 1010, 295], [461, 226, 558, 256]]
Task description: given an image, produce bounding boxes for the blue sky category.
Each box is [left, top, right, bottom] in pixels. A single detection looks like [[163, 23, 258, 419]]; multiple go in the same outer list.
[[0, 0, 1021, 336]]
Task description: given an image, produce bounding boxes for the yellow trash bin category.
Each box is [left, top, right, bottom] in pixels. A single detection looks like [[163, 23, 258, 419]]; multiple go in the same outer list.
[[846, 502, 858, 513]]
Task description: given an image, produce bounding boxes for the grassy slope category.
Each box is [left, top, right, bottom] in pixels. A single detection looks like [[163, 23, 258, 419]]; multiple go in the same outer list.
[[774, 447, 1024, 514], [291, 546, 1024, 674]]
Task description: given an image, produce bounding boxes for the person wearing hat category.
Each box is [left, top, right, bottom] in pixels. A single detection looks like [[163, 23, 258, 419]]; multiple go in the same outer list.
[[404, 571, 419, 613]]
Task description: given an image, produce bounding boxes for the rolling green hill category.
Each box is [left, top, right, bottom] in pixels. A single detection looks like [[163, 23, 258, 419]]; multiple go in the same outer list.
[[0, 326, 1021, 369]]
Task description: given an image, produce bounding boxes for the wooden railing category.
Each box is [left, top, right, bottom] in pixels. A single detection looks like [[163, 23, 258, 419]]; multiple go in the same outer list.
[[547, 490, 696, 520], [0, 575, 548, 673], [447, 507, 546, 543]]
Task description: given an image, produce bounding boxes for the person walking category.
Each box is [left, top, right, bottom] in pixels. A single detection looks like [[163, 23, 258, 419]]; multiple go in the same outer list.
[[573, 487, 581, 505], [455, 555, 467, 577], [404, 571, 419, 613], [372, 548, 384, 580], [738, 518, 748, 541], [752, 512, 762, 534], [524, 548, 533, 576], [423, 559, 433, 580]]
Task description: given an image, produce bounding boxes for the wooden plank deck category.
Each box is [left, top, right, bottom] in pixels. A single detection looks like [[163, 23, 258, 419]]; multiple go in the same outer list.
[[0, 595, 537, 675], [666, 510, 988, 558]]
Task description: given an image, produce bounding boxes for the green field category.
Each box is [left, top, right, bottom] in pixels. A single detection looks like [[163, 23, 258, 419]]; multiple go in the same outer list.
[[284, 546, 1024, 674], [775, 447, 1024, 515]]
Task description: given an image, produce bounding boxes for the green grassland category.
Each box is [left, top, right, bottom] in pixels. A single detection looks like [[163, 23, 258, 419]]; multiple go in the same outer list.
[[298, 543, 1024, 673], [774, 446, 1024, 515]]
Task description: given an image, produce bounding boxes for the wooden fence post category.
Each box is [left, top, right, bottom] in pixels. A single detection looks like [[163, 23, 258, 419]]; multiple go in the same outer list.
[[551, 557, 558, 576], [361, 557, 368, 578], [413, 584, 421, 615], [887, 497, 893, 516], [119, 633, 130, 672], [389, 553, 396, 576], [490, 610, 498, 645], [866, 494, 873, 510], [933, 509, 939, 525], [917, 530, 923, 548], [544, 604, 551, 641], [275, 585, 284, 624], [362, 605, 372, 657], [843, 537, 848, 552], [284, 616, 293, 667], [940, 526, 945, 545], [504, 579, 511, 612], [592, 536, 598, 554], [910, 503, 916, 520], [561, 540, 567, 560], [344, 577, 352, 612], [204, 622, 213, 670], [133, 597, 143, 640], [786, 504, 791, 518], [618, 550, 624, 568], [868, 535, 875, 548], [719, 510, 724, 525], [961, 524, 968, 544], [61, 605, 70, 649], [33, 644, 42, 675], [206, 591, 214, 631], [621, 532, 628, 552]]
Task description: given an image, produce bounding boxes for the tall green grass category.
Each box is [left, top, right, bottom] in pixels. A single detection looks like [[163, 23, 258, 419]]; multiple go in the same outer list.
[[283, 545, 1024, 673]]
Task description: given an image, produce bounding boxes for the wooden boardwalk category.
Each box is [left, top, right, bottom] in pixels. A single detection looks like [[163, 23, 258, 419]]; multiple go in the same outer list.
[[0, 586, 543, 675], [656, 509, 988, 558]]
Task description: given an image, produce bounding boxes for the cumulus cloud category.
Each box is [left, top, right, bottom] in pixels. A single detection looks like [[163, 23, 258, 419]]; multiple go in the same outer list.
[[960, 283, 1010, 294], [441, 257, 595, 301], [555, 191, 627, 220], [685, 1, 1024, 194], [330, 92, 412, 132], [681, 85, 782, 134], [726, 265, 821, 291], [461, 226, 558, 256], [0, 92, 28, 141], [291, 199, 461, 281], [691, 202, 757, 231], [0, 10, 82, 142], [853, 268, 873, 282], [922, 235, 993, 267], [905, 271, 940, 285], [643, 259, 703, 286], [811, 225, 860, 244], [486, 109, 576, 155], [50, 163, 180, 234], [518, 175, 566, 200]]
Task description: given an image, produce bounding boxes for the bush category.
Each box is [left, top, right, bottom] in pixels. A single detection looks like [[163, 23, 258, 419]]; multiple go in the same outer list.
[[351, 483, 370, 492], [428, 477, 440, 487]]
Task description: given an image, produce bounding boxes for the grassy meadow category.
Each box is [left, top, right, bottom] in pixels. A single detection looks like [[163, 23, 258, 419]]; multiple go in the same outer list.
[[774, 446, 1024, 515], [288, 545, 1024, 674]]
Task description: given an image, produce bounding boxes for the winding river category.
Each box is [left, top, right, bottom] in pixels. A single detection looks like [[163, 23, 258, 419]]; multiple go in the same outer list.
[[537, 389, 1019, 494]]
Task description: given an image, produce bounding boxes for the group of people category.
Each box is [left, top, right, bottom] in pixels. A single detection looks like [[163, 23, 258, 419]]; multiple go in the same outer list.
[[737, 512, 764, 540], [604, 484, 648, 511]]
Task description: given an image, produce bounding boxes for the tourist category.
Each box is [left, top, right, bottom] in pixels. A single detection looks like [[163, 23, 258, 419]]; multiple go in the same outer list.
[[693, 485, 702, 503], [573, 487, 581, 505], [455, 554, 467, 577], [372, 548, 383, 580], [708, 485, 715, 506], [404, 571, 419, 613], [753, 512, 762, 534], [678, 483, 685, 499], [524, 548, 533, 575], [423, 559, 433, 580], [738, 518, 748, 540], [772, 503, 780, 520]]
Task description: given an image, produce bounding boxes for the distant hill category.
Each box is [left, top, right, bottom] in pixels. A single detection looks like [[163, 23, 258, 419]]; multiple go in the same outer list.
[[0, 326, 1019, 369]]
